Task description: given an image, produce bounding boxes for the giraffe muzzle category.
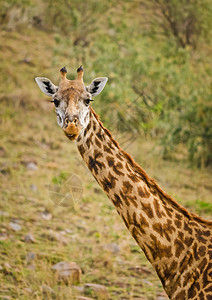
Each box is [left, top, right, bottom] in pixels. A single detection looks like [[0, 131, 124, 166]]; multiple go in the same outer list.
[[63, 116, 81, 140]]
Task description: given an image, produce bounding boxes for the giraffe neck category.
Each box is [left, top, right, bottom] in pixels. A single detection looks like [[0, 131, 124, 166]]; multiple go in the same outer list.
[[75, 108, 212, 299]]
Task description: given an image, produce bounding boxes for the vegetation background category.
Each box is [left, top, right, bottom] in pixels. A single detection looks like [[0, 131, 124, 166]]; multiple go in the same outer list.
[[0, 0, 211, 299]]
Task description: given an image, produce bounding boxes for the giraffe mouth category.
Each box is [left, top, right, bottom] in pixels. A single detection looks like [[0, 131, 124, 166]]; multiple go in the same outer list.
[[64, 132, 78, 140], [63, 117, 82, 141]]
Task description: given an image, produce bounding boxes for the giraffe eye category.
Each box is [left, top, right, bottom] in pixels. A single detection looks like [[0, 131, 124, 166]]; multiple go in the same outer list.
[[51, 99, 60, 107], [84, 99, 93, 106]]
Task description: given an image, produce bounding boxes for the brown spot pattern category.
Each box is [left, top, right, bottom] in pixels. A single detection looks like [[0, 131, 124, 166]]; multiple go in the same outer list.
[[112, 193, 122, 208], [96, 129, 105, 141], [153, 198, 165, 218], [141, 202, 154, 219], [95, 137, 101, 148], [174, 238, 185, 258], [137, 186, 150, 198], [88, 151, 104, 175], [101, 172, 117, 193], [78, 144, 85, 156], [106, 156, 124, 176], [103, 145, 113, 154]]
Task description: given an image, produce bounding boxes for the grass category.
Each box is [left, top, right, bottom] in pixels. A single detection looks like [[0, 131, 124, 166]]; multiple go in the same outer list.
[[0, 28, 211, 300]]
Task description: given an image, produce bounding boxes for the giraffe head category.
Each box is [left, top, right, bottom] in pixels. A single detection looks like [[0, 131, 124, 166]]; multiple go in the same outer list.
[[35, 66, 108, 140]]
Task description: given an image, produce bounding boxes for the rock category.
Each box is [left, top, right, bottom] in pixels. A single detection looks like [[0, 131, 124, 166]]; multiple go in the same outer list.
[[22, 234, 35, 243], [102, 243, 120, 254], [9, 222, 22, 231], [41, 211, 52, 220], [26, 252, 36, 262], [58, 270, 77, 283], [84, 283, 108, 299], [27, 197, 38, 202], [26, 162, 38, 171], [42, 230, 69, 245], [142, 279, 153, 286], [23, 287, 33, 294], [4, 262, 11, 269], [65, 228, 73, 234], [77, 297, 94, 300], [27, 264, 35, 270], [0, 146, 6, 156], [0, 232, 8, 241], [42, 284, 55, 295], [128, 265, 152, 275], [52, 261, 82, 284], [3, 262, 12, 274], [0, 211, 8, 217], [72, 286, 84, 293], [156, 292, 168, 300], [53, 231, 69, 245], [30, 184, 37, 191]]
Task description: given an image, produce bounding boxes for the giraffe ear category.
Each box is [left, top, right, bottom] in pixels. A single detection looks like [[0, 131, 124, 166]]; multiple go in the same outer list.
[[35, 77, 58, 97], [86, 77, 108, 97]]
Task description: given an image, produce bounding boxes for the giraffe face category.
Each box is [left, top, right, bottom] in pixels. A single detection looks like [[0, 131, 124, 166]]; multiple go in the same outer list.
[[52, 86, 92, 140], [35, 67, 108, 140]]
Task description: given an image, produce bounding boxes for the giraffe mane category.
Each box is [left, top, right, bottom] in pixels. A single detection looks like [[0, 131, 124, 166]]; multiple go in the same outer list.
[[90, 107, 212, 228]]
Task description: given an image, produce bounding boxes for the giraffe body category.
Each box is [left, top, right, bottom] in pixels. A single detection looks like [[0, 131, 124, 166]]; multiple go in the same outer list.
[[35, 67, 212, 300]]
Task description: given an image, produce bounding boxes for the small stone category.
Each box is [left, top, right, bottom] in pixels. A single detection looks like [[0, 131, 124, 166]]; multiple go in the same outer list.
[[77, 297, 94, 300], [0, 146, 6, 156], [84, 283, 108, 299], [4, 262, 11, 269], [27, 196, 38, 202], [65, 228, 73, 234], [142, 279, 153, 286], [54, 232, 69, 245], [102, 243, 120, 254], [23, 57, 31, 64], [128, 265, 152, 275], [26, 162, 38, 171], [156, 292, 168, 300], [27, 264, 35, 270], [9, 222, 22, 231], [30, 184, 37, 191], [0, 233, 8, 241], [26, 252, 36, 262], [22, 234, 35, 243], [41, 211, 52, 220], [52, 261, 82, 284], [72, 286, 84, 293], [0, 211, 8, 217], [23, 287, 33, 294], [41, 284, 55, 295], [41, 230, 69, 244], [3, 262, 12, 274]]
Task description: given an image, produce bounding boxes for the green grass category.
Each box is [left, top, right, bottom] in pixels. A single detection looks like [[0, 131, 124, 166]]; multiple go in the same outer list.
[[0, 28, 211, 300]]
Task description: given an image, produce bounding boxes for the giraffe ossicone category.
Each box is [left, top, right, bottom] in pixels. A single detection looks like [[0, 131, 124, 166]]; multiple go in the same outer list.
[[35, 67, 212, 300]]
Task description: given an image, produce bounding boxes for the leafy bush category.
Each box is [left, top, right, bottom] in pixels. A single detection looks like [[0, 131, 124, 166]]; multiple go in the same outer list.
[[139, 0, 212, 48]]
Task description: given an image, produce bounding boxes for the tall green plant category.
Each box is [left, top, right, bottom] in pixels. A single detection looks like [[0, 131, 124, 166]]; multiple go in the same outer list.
[[139, 0, 212, 48]]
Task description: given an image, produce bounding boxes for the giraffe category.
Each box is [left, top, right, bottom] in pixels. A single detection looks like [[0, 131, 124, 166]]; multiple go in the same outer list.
[[35, 66, 212, 300]]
